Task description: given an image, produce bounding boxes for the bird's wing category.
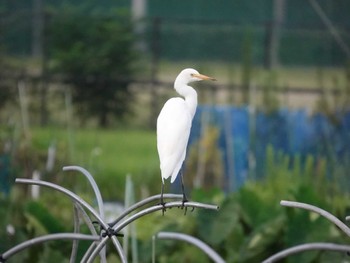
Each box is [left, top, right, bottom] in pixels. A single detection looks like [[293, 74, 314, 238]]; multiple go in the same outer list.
[[157, 98, 192, 183]]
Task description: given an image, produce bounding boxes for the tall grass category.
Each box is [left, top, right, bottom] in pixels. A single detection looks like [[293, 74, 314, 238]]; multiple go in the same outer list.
[[31, 127, 160, 200]]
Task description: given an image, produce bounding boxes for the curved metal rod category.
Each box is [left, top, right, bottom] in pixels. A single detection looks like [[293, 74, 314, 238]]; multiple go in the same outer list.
[[16, 178, 125, 263], [156, 232, 225, 263], [84, 235, 126, 263], [87, 201, 219, 263], [70, 204, 81, 263], [114, 201, 218, 232], [280, 200, 350, 237], [74, 202, 102, 262], [109, 193, 183, 226], [85, 237, 109, 263], [111, 236, 127, 262], [1, 233, 99, 261], [62, 166, 107, 263], [74, 203, 99, 236], [81, 242, 99, 263], [15, 178, 108, 230], [262, 242, 350, 263], [63, 166, 105, 220]]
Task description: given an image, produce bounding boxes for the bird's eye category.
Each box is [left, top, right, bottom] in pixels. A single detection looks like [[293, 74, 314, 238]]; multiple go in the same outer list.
[[190, 74, 194, 77]]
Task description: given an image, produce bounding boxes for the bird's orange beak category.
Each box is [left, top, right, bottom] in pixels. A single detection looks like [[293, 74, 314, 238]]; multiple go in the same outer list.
[[192, 73, 216, 81]]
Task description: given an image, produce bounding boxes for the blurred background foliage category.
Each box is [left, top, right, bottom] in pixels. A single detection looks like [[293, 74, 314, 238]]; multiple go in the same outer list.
[[48, 7, 138, 127], [0, 0, 350, 262]]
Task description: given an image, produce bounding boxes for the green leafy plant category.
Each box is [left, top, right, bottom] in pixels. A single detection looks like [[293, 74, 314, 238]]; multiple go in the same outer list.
[[186, 145, 350, 263], [186, 125, 224, 190]]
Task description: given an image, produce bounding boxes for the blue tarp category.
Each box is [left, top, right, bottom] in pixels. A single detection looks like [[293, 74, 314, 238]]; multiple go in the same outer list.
[[189, 106, 350, 192]]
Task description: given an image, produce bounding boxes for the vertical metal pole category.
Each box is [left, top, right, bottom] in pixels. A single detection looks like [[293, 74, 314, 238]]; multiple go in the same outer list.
[[149, 17, 161, 128], [64, 88, 74, 160], [18, 80, 30, 140], [152, 235, 156, 263], [265, 0, 286, 69], [32, 0, 43, 58], [132, 0, 146, 50]]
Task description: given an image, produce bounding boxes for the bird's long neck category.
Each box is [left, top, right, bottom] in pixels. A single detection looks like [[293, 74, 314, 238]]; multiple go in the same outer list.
[[174, 80, 198, 119]]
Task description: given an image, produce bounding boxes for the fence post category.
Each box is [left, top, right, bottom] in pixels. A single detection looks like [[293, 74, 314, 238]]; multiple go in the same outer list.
[[264, 0, 286, 69]]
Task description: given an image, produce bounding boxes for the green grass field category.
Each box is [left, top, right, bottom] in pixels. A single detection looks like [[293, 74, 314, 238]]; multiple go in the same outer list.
[[31, 127, 160, 200], [9, 60, 350, 201]]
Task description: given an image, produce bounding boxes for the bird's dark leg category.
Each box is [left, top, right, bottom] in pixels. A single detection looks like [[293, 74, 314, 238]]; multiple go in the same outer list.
[[180, 170, 189, 215], [160, 182, 166, 215], [180, 171, 188, 203]]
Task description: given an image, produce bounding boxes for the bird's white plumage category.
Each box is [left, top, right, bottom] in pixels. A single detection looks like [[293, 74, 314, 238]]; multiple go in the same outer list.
[[157, 68, 215, 184], [157, 97, 192, 183]]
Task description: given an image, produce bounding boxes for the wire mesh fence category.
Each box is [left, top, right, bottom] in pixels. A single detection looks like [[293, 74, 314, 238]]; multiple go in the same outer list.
[[2, 1, 350, 66]]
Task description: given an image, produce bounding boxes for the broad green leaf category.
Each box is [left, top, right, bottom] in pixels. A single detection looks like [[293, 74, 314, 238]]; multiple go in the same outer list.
[[197, 195, 240, 245], [240, 216, 285, 263]]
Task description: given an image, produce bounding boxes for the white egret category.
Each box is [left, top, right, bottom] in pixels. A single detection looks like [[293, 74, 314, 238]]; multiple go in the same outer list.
[[157, 68, 216, 211]]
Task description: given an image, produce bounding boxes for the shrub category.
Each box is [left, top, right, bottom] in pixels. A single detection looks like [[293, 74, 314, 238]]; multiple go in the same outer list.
[[49, 8, 139, 127]]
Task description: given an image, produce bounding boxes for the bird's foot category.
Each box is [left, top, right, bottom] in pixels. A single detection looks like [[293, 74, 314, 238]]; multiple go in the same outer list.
[[161, 202, 167, 216], [158, 200, 167, 216], [181, 198, 189, 215]]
